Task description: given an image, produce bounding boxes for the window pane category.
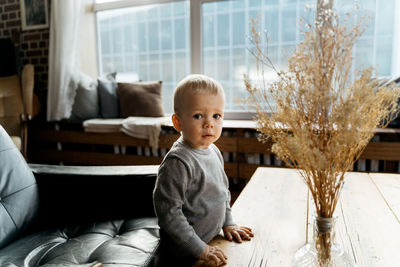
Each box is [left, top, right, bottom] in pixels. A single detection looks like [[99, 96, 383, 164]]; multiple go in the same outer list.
[[357, 0, 375, 37], [265, 45, 279, 72], [232, 48, 246, 79], [149, 21, 159, 51], [163, 85, 174, 114], [161, 21, 172, 50], [159, 4, 171, 18], [355, 38, 374, 71], [100, 21, 111, 54], [202, 0, 306, 112], [114, 56, 124, 72], [281, 4, 297, 42], [376, 37, 392, 76], [232, 48, 251, 110], [102, 56, 113, 73], [124, 55, 135, 72], [203, 49, 216, 77], [203, 14, 215, 48], [247, 49, 258, 80], [232, 11, 245, 45], [232, 0, 244, 9], [203, 2, 215, 14], [112, 19, 123, 53], [175, 18, 186, 50], [124, 23, 134, 53], [334, 0, 396, 78], [97, 1, 190, 114], [173, 1, 186, 16], [264, 7, 278, 43], [376, 0, 394, 36], [200, 0, 397, 112], [138, 22, 146, 51], [175, 51, 188, 82], [139, 55, 148, 80], [249, 0, 261, 8], [217, 49, 230, 81], [162, 53, 173, 82], [149, 54, 160, 81], [217, 14, 230, 46]]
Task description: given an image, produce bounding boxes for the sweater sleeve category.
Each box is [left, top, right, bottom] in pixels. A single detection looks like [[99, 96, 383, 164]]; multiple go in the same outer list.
[[224, 190, 235, 227], [212, 144, 235, 227], [153, 157, 206, 257]]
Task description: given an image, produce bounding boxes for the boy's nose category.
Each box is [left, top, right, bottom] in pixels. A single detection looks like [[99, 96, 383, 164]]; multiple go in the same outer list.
[[203, 119, 214, 128]]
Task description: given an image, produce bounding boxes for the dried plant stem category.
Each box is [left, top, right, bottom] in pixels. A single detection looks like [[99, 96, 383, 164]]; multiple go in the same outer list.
[[245, 3, 400, 264], [316, 232, 332, 265]]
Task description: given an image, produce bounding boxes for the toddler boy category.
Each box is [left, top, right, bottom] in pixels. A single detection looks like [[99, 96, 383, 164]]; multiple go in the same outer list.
[[153, 74, 253, 266]]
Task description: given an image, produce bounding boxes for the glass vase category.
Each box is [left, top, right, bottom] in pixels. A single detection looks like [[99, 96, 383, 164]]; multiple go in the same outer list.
[[291, 215, 356, 267]]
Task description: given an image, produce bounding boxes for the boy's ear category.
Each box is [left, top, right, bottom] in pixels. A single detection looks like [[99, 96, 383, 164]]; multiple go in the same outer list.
[[172, 113, 182, 132]]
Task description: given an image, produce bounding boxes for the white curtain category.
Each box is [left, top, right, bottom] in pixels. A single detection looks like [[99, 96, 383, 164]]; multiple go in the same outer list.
[[47, 0, 83, 121]]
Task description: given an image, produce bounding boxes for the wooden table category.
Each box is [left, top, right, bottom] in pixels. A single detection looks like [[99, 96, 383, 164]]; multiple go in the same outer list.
[[194, 167, 400, 266]]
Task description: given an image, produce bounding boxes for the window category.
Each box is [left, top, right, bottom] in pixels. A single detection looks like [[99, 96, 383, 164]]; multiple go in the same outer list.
[[335, 0, 398, 76], [96, 1, 190, 113], [201, 0, 314, 112], [95, 0, 400, 116]]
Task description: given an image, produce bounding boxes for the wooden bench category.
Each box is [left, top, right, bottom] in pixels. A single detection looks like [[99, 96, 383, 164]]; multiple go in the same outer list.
[[28, 120, 400, 180]]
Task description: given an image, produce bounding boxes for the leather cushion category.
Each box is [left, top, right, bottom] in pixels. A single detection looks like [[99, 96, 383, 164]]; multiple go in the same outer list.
[[0, 217, 160, 267], [0, 125, 39, 248]]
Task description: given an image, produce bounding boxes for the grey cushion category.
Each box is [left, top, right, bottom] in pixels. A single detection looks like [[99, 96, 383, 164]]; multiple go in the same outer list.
[[0, 125, 38, 249], [70, 74, 99, 121], [117, 81, 164, 118], [98, 76, 119, 118]]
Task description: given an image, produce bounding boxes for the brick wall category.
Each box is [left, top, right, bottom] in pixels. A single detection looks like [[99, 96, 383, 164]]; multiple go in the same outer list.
[[0, 0, 49, 119]]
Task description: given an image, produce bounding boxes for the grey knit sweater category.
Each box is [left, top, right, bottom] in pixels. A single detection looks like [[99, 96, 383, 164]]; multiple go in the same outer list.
[[153, 137, 234, 257]]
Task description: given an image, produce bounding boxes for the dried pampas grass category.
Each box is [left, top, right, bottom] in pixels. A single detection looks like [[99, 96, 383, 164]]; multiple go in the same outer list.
[[245, 4, 400, 266], [245, 4, 399, 263], [245, 5, 399, 219]]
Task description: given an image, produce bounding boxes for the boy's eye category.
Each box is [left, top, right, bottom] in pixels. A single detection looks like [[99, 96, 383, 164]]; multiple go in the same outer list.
[[193, 114, 202, 119], [213, 114, 222, 119]]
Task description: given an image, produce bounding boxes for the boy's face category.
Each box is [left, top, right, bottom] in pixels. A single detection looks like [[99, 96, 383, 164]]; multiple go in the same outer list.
[[172, 91, 224, 150]]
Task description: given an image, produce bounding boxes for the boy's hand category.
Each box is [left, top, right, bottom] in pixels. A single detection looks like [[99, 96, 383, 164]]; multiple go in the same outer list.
[[223, 225, 254, 243], [198, 245, 227, 266]]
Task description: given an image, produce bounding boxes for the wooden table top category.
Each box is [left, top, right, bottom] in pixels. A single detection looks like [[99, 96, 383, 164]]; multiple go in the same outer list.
[[193, 167, 400, 267]]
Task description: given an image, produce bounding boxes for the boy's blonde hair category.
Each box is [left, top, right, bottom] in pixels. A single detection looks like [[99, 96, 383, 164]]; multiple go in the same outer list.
[[174, 74, 225, 114]]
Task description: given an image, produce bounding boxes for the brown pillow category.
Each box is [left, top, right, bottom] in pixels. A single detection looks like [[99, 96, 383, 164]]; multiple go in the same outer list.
[[117, 81, 164, 117]]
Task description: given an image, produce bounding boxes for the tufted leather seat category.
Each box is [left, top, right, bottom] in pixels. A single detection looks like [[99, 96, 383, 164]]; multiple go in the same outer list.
[[0, 218, 160, 267], [0, 125, 161, 267]]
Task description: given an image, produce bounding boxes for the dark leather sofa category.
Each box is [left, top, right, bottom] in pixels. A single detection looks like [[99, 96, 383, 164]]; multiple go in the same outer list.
[[0, 125, 161, 267]]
